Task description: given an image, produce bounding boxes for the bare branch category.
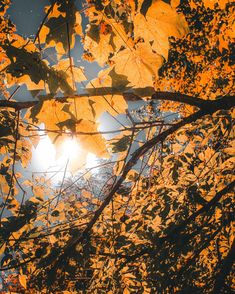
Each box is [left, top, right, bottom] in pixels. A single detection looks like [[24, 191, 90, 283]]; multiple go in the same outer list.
[[152, 91, 209, 108], [152, 92, 235, 112], [33, 3, 55, 44], [37, 110, 206, 270], [1, 92, 234, 112], [0, 100, 38, 110]]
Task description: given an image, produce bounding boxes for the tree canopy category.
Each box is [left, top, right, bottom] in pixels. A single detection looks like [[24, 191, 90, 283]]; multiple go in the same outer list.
[[0, 0, 234, 293]]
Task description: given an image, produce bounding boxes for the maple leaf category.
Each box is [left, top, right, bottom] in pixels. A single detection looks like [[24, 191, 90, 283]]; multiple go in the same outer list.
[[53, 58, 87, 88], [19, 275, 27, 289], [1, 1, 235, 293], [83, 33, 113, 66], [112, 42, 164, 88], [83, 3, 133, 66], [3, 36, 76, 94], [38, 0, 83, 54], [134, 0, 188, 60]]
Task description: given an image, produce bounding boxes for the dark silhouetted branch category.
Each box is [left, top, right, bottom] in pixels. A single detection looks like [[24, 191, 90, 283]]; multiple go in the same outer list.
[[1, 93, 234, 113], [168, 180, 235, 238], [0, 100, 38, 110], [152, 91, 208, 108], [212, 238, 235, 293], [152, 92, 235, 111]]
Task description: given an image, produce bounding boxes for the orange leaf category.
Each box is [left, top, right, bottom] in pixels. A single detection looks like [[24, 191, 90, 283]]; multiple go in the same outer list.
[[19, 275, 27, 289]]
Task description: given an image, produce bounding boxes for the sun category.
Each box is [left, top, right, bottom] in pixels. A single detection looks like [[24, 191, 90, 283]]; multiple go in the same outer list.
[[31, 134, 98, 182], [33, 135, 56, 169], [60, 138, 81, 161], [32, 136, 81, 173]]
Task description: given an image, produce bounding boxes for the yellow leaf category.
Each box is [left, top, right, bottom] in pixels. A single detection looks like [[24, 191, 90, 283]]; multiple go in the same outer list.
[[218, 34, 229, 53], [84, 34, 113, 66], [102, 15, 133, 50], [33, 186, 44, 199], [202, 0, 217, 9], [22, 180, 33, 187], [112, 42, 163, 88], [30, 99, 70, 145], [50, 3, 66, 18], [123, 288, 130, 294], [74, 11, 83, 36], [19, 275, 27, 289], [38, 26, 50, 43], [75, 120, 108, 158], [172, 143, 182, 153], [6, 72, 44, 91], [101, 94, 128, 115], [49, 235, 57, 244], [0, 175, 9, 194], [223, 147, 235, 156], [171, 0, 180, 7], [133, 1, 188, 59], [53, 58, 86, 86], [17, 140, 32, 168], [0, 243, 6, 255], [113, 159, 125, 175], [56, 202, 65, 211], [124, 273, 136, 279]]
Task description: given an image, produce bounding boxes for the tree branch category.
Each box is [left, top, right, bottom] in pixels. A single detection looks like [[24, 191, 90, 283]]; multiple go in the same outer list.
[[212, 238, 235, 293], [152, 92, 235, 112], [33, 3, 55, 44], [168, 180, 235, 238], [152, 91, 210, 108], [1, 92, 234, 112], [0, 100, 38, 110]]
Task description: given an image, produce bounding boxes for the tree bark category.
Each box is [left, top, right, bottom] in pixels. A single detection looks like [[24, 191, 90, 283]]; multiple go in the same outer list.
[[1, 92, 234, 111], [0, 100, 38, 110], [212, 238, 235, 293]]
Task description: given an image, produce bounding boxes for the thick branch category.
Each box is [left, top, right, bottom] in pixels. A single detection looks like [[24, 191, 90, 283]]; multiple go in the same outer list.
[[0, 100, 38, 110], [1, 93, 234, 113], [152, 92, 235, 111], [212, 238, 235, 293], [152, 91, 209, 108]]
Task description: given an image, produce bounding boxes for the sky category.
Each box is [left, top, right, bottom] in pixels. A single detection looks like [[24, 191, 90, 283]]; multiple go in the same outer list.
[[8, 0, 49, 38]]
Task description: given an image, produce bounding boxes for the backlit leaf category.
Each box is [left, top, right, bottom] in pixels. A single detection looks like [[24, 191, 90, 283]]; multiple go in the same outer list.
[[19, 275, 27, 289]]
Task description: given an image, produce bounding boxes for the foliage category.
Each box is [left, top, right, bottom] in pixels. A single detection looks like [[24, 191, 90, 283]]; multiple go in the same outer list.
[[0, 0, 234, 293]]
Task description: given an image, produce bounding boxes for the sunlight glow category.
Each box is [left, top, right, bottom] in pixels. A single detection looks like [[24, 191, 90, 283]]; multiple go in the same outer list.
[[32, 135, 81, 178], [31, 134, 99, 182], [34, 135, 56, 169], [86, 153, 98, 169], [61, 138, 81, 161]]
